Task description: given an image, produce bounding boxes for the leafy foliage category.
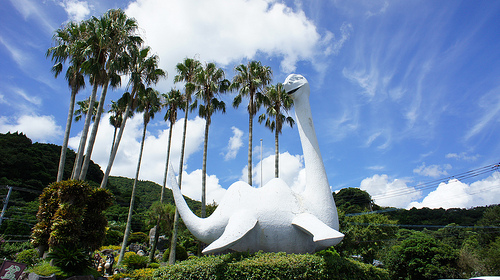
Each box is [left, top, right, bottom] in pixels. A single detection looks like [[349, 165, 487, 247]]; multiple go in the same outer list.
[[153, 250, 389, 280], [383, 230, 459, 280], [122, 251, 149, 270], [47, 246, 93, 275]]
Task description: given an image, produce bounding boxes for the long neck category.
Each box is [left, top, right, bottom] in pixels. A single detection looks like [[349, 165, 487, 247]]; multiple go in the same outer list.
[[293, 92, 332, 200]]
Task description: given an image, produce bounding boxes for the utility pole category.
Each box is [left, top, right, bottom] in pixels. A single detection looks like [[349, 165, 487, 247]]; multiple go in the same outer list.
[[0, 186, 12, 227]]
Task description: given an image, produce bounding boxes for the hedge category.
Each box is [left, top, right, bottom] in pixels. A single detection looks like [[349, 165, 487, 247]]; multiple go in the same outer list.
[[151, 249, 389, 280]]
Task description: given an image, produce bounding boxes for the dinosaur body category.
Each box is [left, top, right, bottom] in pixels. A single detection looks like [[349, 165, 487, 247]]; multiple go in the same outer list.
[[169, 74, 343, 254]]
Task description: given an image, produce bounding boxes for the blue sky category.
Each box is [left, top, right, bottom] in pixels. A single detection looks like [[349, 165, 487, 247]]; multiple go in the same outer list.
[[1, 0, 499, 209]]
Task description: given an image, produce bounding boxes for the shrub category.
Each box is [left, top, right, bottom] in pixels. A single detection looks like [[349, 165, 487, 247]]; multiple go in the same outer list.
[[152, 250, 390, 280], [128, 232, 148, 244], [149, 262, 160, 268], [104, 229, 124, 246], [47, 246, 92, 275], [15, 248, 40, 266], [122, 252, 149, 270], [162, 245, 188, 262]]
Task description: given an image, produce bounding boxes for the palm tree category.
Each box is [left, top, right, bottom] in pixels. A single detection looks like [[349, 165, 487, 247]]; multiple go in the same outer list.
[[118, 87, 161, 266], [78, 9, 143, 181], [108, 97, 131, 158], [74, 97, 99, 122], [47, 21, 87, 182], [231, 61, 272, 186], [169, 57, 201, 264], [258, 83, 295, 178], [149, 88, 185, 263], [194, 62, 230, 217], [100, 45, 165, 189]]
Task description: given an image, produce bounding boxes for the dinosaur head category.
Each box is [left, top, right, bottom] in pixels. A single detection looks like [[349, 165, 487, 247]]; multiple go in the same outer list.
[[284, 74, 309, 98]]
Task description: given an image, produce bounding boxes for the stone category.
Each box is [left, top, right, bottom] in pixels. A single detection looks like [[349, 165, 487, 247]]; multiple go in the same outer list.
[[170, 74, 344, 254]]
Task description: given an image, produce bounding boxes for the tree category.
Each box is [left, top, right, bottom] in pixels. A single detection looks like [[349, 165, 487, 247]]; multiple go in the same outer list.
[[258, 83, 294, 178], [47, 21, 87, 182], [384, 230, 459, 280], [78, 9, 143, 181], [194, 62, 230, 217], [100, 45, 165, 189], [231, 61, 272, 186], [333, 187, 374, 214], [108, 97, 130, 157], [74, 97, 99, 122], [338, 212, 398, 264], [150, 88, 185, 263], [169, 57, 201, 264], [118, 87, 162, 265]]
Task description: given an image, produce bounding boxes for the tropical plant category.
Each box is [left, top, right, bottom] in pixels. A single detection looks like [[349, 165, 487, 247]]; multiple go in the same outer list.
[[258, 83, 294, 178], [74, 97, 99, 122], [194, 62, 230, 217], [100, 45, 165, 189], [47, 246, 93, 275], [150, 90, 184, 262], [118, 87, 162, 265], [78, 9, 143, 181], [108, 97, 131, 157], [47, 21, 87, 182], [231, 60, 272, 186], [169, 57, 201, 264]]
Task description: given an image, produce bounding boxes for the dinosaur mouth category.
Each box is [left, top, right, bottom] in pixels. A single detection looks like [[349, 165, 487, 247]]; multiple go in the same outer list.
[[287, 85, 302, 95]]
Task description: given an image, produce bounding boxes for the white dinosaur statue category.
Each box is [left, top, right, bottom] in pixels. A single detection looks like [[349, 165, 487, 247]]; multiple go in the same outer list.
[[169, 74, 344, 254]]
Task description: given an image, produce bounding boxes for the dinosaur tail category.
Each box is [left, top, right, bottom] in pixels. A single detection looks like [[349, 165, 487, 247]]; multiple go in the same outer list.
[[168, 164, 222, 244]]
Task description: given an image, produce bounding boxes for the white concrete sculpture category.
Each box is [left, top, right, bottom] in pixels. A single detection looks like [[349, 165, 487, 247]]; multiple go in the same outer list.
[[169, 74, 344, 254]]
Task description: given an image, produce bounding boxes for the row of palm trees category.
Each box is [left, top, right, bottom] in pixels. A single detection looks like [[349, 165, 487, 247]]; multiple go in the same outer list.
[[48, 9, 295, 264]]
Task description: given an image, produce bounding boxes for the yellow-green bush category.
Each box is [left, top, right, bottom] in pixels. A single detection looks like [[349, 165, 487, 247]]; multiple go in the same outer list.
[[152, 250, 389, 280]]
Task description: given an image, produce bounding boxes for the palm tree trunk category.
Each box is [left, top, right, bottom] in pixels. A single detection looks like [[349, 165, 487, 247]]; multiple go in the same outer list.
[[201, 118, 210, 218], [248, 114, 253, 186], [117, 121, 147, 266], [100, 96, 133, 189], [80, 79, 109, 181], [169, 108, 189, 264], [275, 127, 279, 178], [110, 126, 118, 158], [149, 123, 173, 263], [72, 82, 98, 180], [57, 86, 77, 182]]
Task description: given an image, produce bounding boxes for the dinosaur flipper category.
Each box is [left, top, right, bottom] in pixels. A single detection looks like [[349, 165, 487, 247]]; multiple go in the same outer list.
[[292, 213, 344, 246], [202, 211, 257, 254]]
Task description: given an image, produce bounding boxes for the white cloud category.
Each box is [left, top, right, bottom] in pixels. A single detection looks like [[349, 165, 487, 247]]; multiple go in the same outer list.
[[445, 152, 479, 161], [408, 172, 500, 209], [0, 115, 63, 142], [223, 126, 244, 160], [413, 162, 451, 178], [240, 151, 305, 191], [125, 0, 332, 79], [69, 113, 206, 186], [59, 0, 92, 22], [8, 0, 56, 33], [359, 174, 421, 208], [178, 169, 227, 204]]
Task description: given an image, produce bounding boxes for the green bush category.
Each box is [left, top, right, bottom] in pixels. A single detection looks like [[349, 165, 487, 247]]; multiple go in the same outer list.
[[15, 248, 40, 266], [104, 229, 124, 245], [122, 252, 149, 270], [128, 232, 148, 244], [162, 245, 188, 262], [148, 262, 160, 268], [47, 246, 93, 275], [152, 250, 390, 280]]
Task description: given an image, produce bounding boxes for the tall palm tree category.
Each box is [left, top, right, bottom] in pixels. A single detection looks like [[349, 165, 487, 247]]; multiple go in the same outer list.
[[231, 60, 272, 186], [47, 21, 87, 182], [258, 83, 295, 178], [100, 45, 165, 189], [169, 57, 201, 264], [79, 9, 143, 181], [150, 88, 185, 263], [194, 62, 230, 217], [118, 87, 161, 266], [108, 97, 131, 158]]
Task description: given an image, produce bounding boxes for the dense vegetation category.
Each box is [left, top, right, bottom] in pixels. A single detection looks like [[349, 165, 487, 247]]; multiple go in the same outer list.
[[1, 133, 500, 279]]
